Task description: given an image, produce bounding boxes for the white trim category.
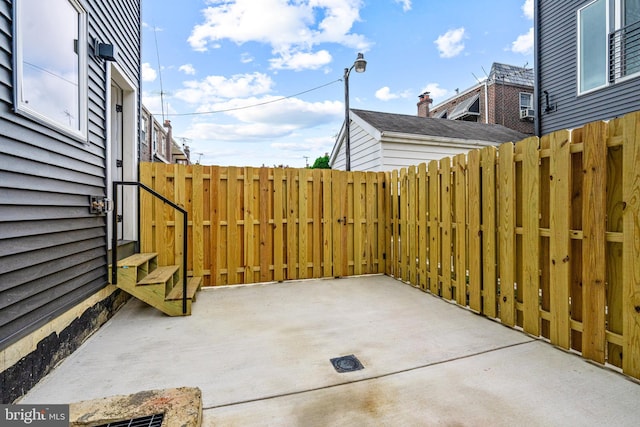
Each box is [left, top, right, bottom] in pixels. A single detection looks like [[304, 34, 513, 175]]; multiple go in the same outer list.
[[13, 0, 88, 140], [106, 62, 139, 249]]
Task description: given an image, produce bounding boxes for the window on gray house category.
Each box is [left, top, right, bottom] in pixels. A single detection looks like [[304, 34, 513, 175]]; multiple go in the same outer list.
[[578, 0, 607, 93], [14, 0, 88, 139], [579, 0, 640, 92]]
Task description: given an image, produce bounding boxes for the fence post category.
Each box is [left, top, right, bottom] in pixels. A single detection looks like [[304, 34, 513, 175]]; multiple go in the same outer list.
[[622, 111, 640, 378]]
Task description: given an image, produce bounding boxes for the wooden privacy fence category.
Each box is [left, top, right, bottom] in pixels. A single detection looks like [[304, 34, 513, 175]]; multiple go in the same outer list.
[[137, 111, 640, 381], [389, 111, 640, 380], [140, 165, 388, 286]]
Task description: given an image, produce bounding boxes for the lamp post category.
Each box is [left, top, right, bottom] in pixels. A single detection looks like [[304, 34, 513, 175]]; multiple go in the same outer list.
[[343, 53, 366, 171]]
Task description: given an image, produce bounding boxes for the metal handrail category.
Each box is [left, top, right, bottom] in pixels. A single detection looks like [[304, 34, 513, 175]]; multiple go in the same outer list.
[[111, 181, 189, 314]]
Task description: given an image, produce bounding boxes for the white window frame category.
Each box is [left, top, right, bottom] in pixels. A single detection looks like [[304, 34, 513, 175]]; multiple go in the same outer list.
[[578, 0, 640, 95], [13, 0, 88, 140], [141, 116, 148, 145], [577, 0, 610, 95], [519, 92, 533, 110], [152, 127, 158, 153]]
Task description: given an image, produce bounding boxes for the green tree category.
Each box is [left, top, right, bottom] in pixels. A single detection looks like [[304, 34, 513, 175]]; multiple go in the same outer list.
[[310, 154, 330, 169]]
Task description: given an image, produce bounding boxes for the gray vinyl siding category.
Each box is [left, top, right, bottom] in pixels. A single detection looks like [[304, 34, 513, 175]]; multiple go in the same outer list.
[[0, 0, 140, 349], [537, 0, 640, 135]]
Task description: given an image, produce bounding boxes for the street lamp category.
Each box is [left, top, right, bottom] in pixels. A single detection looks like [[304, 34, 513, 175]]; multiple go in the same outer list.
[[344, 53, 367, 171]]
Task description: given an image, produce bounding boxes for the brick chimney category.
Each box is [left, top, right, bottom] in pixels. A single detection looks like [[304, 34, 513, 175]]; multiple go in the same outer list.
[[163, 119, 172, 163], [417, 92, 433, 117]]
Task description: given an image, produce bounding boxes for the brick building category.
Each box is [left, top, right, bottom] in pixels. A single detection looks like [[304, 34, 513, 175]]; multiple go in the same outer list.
[[140, 105, 191, 164], [419, 63, 535, 135]]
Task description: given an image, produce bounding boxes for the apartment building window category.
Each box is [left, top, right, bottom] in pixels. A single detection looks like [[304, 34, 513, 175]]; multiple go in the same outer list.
[[14, 0, 88, 139], [159, 134, 166, 157], [578, 0, 640, 94], [141, 116, 148, 145], [520, 92, 533, 110], [152, 127, 158, 153]]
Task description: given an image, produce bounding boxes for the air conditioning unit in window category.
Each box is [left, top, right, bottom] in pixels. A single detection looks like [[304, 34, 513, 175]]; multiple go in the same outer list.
[[520, 109, 535, 120]]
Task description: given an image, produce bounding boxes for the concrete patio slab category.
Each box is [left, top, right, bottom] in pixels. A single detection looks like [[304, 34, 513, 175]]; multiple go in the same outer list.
[[19, 275, 640, 426]]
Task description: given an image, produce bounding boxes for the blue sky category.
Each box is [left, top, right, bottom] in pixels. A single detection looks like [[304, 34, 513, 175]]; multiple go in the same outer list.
[[141, 0, 534, 167]]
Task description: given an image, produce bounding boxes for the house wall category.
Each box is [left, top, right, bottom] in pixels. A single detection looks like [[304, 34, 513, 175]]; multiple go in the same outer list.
[[380, 138, 501, 172], [430, 83, 534, 135], [331, 121, 381, 171], [140, 106, 152, 162], [0, 0, 141, 402], [489, 83, 535, 135], [537, 0, 640, 135]]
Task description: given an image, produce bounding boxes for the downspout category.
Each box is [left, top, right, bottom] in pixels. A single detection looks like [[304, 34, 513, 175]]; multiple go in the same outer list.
[[534, 0, 542, 136], [136, 0, 143, 253]]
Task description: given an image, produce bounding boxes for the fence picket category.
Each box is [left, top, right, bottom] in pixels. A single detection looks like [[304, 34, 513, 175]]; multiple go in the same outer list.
[[582, 121, 608, 364], [498, 143, 516, 327], [481, 146, 498, 318], [418, 163, 428, 290], [520, 137, 540, 336], [467, 150, 482, 312], [453, 154, 467, 306], [549, 130, 571, 349]]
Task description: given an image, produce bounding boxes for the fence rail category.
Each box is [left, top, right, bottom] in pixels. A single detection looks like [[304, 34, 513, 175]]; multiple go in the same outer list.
[[139, 111, 640, 381]]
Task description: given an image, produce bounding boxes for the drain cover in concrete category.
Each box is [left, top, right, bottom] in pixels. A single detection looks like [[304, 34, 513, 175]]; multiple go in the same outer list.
[[95, 413, 164, 427], [330, 355, 364, 373]]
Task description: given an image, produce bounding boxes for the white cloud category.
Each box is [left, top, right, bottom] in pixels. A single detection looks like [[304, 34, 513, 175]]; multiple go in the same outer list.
[[395, 0, 411, 12], [141, 63, 157, 82], [240, 52, 254, 63], [375, 86, 411, 101], [271, 137, 333, 152], [523, 0, 534, 20], [511, 27, 534, 55], [174, 72, 274, 104], [179, 64, 196, 75], [187, 0, 370, 70], [269, 50, 332, 71], [141, 92, 178, 117], [420, 83, 449, 101], [217, 97, 342, 127], [434, 28, 466, 58], [182, 96, 341, 143], [185, 121, 296, 141]]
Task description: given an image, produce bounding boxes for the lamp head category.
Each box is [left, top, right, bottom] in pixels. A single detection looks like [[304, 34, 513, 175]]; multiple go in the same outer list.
[[354, 53, 366, 73]]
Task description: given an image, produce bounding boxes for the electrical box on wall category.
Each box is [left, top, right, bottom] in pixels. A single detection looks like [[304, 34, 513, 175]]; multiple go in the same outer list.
[[89, 196, 111, 215]]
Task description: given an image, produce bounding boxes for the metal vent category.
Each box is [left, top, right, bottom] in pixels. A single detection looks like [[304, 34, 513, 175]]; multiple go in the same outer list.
[[95, 413, 164, 427], [330, 355, 364, 373]]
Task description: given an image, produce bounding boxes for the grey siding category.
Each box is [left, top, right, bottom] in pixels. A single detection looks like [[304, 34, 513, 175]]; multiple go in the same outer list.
[[537, 0, 640, 135], [0, 0, 141, 349]]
